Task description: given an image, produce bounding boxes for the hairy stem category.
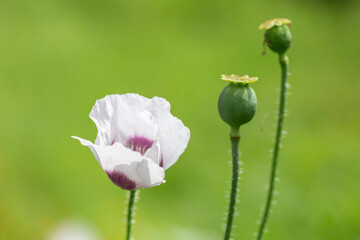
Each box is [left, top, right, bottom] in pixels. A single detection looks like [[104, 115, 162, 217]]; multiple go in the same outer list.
[[126, 190, 136, 240], [224, 128, 241, 240], [257, 53, 289, 240]]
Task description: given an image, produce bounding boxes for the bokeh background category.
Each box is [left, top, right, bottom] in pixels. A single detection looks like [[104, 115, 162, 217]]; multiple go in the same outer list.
[[1, 0, 360, 239]]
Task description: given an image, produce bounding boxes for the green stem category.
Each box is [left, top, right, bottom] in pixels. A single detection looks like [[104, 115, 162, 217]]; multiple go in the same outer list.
[[257, 53, 289, 240], [126, 190, 136, 240], [224, 128, 241, 240]]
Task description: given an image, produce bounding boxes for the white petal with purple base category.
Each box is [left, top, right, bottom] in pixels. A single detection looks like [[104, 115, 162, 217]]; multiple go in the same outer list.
[[72, 137, 164, 190]]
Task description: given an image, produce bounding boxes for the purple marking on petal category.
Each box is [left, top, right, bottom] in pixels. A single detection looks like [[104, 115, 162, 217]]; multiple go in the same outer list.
[[106, 171, 136, 190], [159, 155, 164, 168], [126, 136, 154, 155]]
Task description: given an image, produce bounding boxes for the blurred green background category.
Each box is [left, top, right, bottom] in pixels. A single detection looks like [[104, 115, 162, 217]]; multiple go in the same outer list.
[[1, 0, 360, 239]]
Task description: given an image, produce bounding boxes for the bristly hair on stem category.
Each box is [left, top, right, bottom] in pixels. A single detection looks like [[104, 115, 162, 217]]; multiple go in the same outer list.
[[126, 190, 137, 240], [256, 53, 289, 240], [224, 128, 241, 240]]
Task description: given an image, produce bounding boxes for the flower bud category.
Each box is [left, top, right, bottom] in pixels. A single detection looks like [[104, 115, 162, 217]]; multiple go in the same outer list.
[[259, 18, 292, 54], [218, 75, 258, 130]]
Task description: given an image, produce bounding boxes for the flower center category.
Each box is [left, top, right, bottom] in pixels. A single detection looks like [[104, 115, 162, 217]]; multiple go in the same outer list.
[[126, 136, 153, 155]]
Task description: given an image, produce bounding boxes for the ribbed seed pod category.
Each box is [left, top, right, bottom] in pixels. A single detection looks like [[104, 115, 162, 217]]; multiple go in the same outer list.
[[218, 74, 258, 132]]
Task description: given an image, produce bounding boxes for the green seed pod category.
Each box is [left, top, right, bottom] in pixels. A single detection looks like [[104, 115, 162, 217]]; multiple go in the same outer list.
[[259, 18, 292, 54], [218, 74, 258, 131]]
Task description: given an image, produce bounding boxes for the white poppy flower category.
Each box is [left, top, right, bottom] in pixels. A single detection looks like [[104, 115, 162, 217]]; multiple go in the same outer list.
[[72, 94, 190, 190]]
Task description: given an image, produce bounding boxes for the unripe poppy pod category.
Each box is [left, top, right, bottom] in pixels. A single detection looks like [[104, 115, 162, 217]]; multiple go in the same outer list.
[[218, 75, 258, 130], [259, 18, 292, 54]]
